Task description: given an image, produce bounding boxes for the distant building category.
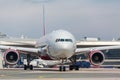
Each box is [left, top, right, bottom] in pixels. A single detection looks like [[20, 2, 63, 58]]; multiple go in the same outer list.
[[0, 32, 8, 38], [82, 37, 101, 41]]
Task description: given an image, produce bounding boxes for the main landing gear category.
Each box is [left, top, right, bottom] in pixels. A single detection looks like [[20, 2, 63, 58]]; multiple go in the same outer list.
[[24, 64, 33, 70], [69, 55, 79, 71], [24, 54, 33, 70], [69, 64, 79, 71], [59, 56, 79, 71]]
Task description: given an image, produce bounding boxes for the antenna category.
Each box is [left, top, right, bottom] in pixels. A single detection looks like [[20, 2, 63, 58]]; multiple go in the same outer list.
[[42, 4, 46, 36]]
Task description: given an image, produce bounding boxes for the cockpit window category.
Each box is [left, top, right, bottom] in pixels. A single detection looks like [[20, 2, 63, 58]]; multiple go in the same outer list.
[[56, 39, 73, 42], [65, 39, 72, 42]]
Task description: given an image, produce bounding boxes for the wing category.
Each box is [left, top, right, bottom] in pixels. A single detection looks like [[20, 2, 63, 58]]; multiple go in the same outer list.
[[0, 38, 37, 47], [0, 45, 40, 53], [0, 45, 43, 65], [74, 45, 120, 66], [0, 37, 51, 65], [75, 45, 120, 54]]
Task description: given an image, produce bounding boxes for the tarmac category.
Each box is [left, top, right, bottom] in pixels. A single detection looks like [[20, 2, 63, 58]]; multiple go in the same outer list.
[[0, 68, 120, 80]]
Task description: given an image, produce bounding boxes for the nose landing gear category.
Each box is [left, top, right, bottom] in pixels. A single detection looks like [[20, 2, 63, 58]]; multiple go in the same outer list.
[[59, 66, 66, 71], [59, 58, 67, 71]]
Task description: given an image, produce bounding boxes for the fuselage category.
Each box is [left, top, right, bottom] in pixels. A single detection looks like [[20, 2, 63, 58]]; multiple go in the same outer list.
[[36, 30, 76, 60]]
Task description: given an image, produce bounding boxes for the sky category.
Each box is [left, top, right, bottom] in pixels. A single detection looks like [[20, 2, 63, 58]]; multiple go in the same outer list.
[[0, 0, 120, 40]]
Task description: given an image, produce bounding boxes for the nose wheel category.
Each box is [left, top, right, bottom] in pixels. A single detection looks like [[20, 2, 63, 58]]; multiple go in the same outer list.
[[59, 66, 66, 71], [59, 58, 67, 71]]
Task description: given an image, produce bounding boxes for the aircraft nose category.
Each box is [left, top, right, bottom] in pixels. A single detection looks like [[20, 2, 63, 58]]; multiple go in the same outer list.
[[61, 44, 70, 50], [55, 43, 75, 58]]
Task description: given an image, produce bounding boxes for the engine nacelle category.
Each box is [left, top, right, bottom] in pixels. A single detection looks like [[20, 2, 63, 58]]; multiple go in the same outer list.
[[89, 50, 105, 66], [40, 46, 52, 60], [41, 46, 49, 55], [4, 49, 20, 65]]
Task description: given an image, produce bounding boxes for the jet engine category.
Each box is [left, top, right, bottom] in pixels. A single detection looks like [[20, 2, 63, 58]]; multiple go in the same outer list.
[[4, 49, 20, 65], [89, 50, 105, 66]]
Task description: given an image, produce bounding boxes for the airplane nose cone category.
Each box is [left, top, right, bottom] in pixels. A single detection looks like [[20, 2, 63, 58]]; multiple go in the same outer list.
[[61, 44, 70, 50], [55, 43, 75, 58]]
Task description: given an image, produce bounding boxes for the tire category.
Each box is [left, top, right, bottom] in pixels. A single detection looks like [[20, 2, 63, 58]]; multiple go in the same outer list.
[[75, 66, 79, 70], [24, 65, 27, 70], [69, 65, 73, 70], [30, 65, 33, 70], [63, 66, 66, 71], [59, 66, 62, 71]]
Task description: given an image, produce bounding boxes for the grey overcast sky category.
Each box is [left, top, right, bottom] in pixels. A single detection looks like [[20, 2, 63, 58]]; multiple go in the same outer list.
[[0, 0, 120, 40]]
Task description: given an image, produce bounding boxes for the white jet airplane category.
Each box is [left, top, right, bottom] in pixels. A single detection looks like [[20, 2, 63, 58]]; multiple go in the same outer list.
[[1, 29, 120, 71]]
